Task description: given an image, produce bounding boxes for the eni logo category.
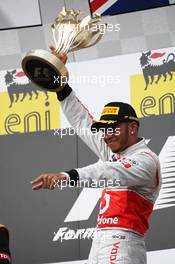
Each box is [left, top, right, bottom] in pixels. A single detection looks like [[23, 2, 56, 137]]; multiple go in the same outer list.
[[0, 68, 61, 135], [4, 70, 49, 108]]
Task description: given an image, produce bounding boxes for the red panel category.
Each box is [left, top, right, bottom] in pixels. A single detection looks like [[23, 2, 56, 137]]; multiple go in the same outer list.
[[90, 0, 108, 13]]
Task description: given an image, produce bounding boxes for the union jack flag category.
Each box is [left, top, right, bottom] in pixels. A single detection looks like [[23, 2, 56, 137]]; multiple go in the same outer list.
[[89, 0, 175, 16]]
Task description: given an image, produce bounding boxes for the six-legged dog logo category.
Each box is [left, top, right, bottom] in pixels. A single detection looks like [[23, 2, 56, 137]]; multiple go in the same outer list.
[[4, 70, 49, 107], [140, 51, 175, 90]]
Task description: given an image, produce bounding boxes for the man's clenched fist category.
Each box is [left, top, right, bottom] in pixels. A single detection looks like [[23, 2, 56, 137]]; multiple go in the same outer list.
[[31, 173, 67, 190]]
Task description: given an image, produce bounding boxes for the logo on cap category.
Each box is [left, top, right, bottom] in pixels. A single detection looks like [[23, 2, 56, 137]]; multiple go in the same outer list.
[[102, 107, 120, 116]]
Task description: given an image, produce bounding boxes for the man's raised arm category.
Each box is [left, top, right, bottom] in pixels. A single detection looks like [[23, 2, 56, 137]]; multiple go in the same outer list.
[[54, 51, 110, 160]]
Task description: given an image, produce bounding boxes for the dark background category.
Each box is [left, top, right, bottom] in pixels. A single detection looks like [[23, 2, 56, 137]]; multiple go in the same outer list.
[[0, 114, 175, 263]]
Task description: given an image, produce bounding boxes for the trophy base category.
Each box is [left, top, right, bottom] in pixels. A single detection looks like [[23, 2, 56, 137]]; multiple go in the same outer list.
[[21, 49, 69, 92]]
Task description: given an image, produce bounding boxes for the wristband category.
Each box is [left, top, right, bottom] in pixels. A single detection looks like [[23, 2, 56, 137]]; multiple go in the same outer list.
[[56, 83, 72, 101], [66, 169, 79, 186]]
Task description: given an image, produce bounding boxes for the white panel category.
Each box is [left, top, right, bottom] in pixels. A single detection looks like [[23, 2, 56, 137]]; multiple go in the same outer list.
[[147, 248, 175, 263], [64, 188, 102, 222], [0, 0, 41, 29]]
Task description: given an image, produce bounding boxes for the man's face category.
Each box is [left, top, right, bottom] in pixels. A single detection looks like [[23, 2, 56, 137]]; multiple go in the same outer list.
[[103, 123, 131, 153]]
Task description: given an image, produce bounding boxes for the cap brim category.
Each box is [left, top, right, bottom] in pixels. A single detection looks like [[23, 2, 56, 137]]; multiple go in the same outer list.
[[91, 121, 118, 133]]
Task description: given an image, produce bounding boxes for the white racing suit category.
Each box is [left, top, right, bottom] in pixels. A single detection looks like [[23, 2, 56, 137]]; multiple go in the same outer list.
[[59, 87, 161, 264]]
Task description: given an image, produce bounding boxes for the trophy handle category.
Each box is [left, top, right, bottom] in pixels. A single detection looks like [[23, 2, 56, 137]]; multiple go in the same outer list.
[[69, 19, 107, 52], [69, 30, 103, 52]]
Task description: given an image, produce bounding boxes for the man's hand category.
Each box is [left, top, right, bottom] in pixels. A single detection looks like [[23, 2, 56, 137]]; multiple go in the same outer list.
[[31, 173, 67, 190], [49, 45, 68, 64]]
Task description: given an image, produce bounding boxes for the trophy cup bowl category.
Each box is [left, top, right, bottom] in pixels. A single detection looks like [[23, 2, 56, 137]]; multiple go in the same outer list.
[[21, 7, 106, 92]]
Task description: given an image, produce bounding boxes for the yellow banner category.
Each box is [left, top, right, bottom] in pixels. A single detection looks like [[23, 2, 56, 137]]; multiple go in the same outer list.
[[0, 90, 60, 135], [130, 74, 175, 118]]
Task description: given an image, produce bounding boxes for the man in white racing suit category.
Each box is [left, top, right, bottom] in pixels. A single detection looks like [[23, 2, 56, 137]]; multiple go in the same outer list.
[[32, 54, 161, 264]]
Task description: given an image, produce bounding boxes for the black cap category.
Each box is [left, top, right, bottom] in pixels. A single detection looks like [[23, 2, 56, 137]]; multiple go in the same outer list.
[[91, 102, 139, 131]]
